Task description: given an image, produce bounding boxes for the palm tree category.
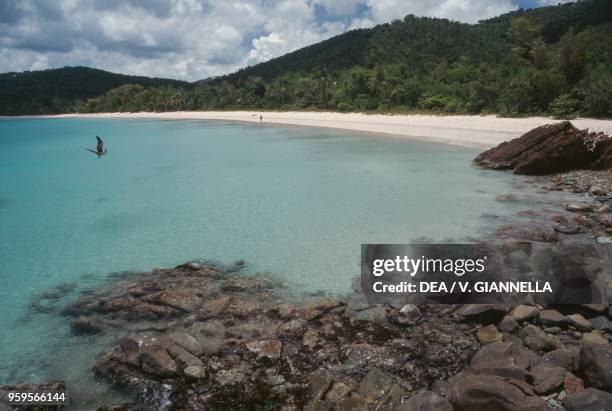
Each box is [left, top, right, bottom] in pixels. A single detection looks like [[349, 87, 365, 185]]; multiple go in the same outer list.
[[312, 66, 329, 108]]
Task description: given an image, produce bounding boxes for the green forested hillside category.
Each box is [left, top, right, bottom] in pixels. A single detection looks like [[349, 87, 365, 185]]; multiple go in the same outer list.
[[2, 0, 611, 117], [0, 67, 189, 115]]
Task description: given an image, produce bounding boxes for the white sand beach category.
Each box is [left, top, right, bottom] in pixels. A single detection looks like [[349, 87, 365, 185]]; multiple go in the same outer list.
[[47, 111, 612, 149]]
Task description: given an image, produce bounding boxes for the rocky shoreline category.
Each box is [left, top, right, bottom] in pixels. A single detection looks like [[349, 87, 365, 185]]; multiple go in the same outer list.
[[491, 169, 612, 247]]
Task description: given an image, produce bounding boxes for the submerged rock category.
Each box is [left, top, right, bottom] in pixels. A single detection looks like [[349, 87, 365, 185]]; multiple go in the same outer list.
[[399, 390, 452, 411], [71, 315, 105, 334]]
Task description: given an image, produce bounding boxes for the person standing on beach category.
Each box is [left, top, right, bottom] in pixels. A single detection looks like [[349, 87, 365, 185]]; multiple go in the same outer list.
[[260, 114, 263, 122]]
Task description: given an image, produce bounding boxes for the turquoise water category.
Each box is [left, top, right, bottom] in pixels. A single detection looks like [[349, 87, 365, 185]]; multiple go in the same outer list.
[[0, 118, 526, 407]]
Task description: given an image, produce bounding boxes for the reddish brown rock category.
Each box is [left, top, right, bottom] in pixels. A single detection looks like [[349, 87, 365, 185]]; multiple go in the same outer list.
[[278, 319, 308, 338], [167, 344, 203, 369], [299, 298, 346, 321], [450, 373, 547, 410], [519, 325, 560, 352], [143, 289, 203, 312], [225, 298, 260, 317], [469, 341, 531, 382], [594, 143, 612, 170], [531, 364, 565, 394], [543, 347, 580, 371], [167, 331, 203, 356], [199, 296, 231, 318], [474, 121, 612, 175], [564, 372, 585, 395]]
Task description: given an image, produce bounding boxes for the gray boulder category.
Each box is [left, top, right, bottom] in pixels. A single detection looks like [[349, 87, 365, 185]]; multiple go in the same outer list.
[[538, 310, 569, 328], [519, 325, 560, 352], [580, 343, 612, 391], [563, 388, 612, 411], [530, 364, 565, 394]]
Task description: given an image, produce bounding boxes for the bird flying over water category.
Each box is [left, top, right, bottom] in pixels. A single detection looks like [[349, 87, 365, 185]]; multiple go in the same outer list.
[[86, 135, 107, 158]]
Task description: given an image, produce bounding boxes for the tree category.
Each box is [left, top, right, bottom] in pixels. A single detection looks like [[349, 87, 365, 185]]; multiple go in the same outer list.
[[559, 28, 585, 85], [508, 17, 543, 63], [367, 66, 388, 100], [312, 66, 329, 108], [582, 73, 612, 117]]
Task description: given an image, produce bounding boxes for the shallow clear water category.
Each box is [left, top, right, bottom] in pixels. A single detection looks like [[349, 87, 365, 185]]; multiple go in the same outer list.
[[1, 118, 533, 407]]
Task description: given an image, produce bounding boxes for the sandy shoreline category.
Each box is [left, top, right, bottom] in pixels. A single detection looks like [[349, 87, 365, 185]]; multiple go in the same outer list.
[[10, 111, 612, 148]]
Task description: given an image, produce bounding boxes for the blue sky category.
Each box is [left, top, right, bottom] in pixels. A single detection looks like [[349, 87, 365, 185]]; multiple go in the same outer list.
[[0, 0, 574, 80]]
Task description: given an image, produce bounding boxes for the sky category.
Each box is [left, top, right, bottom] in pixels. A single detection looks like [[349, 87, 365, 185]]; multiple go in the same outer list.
[[0, 0, 574, 81]]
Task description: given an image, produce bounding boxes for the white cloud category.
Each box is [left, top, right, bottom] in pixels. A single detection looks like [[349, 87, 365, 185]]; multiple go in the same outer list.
[[0, 1, 575, 80], [364, 0, 517, 24], [314, 0, 363, 17], [247, 2, 348, 65]]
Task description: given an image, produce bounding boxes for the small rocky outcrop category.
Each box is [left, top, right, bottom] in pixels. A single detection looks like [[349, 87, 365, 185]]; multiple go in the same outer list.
[[474, 121, 612, 175]]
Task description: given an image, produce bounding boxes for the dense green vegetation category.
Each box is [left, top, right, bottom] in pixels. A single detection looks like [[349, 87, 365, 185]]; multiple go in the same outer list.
[[0, 67, 189, 115], [2, 0, 611, 118]]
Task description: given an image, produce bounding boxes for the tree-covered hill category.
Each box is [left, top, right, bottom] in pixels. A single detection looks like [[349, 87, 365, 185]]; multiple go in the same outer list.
[[213, 0, 611, 84], [1, 0, 611, 117], [0, 67, 189, 115], [215, 16, 508, 85]]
